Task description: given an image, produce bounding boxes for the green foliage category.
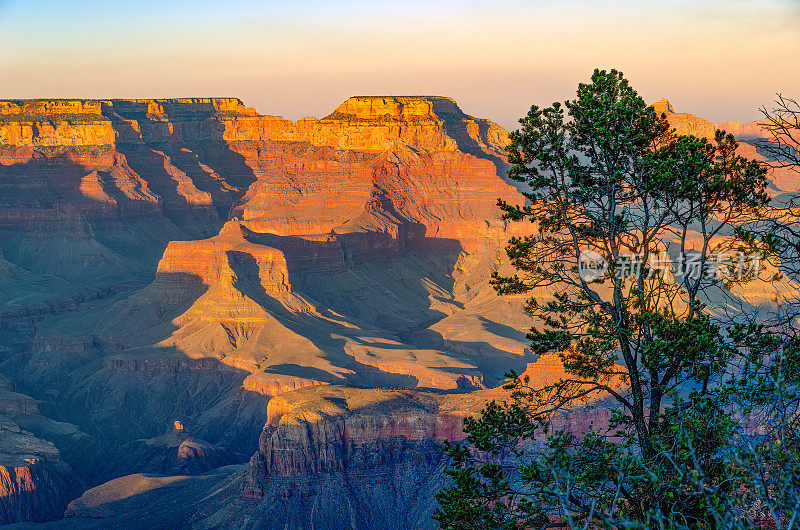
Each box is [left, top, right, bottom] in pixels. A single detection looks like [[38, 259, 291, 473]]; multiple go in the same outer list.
[[434, 70, 797, 529]]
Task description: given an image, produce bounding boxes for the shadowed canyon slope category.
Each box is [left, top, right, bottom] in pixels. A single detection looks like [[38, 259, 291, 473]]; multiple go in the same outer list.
[[0, 96, 791, 527]]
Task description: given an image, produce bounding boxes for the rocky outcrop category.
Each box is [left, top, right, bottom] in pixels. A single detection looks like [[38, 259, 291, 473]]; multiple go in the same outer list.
[[233, 388, 466, 527], [55, 388, 470, 529], [93, 421, 238, 480], [0, 100, 113, 147], [654, 99, 799, 192], [0, 383, 83, 524], [653, 98, 717, 138], [46, 382, 616, 529], [224, 96, 516, 248], [0, 452, 79, 524], [247, 387, 463, 480]]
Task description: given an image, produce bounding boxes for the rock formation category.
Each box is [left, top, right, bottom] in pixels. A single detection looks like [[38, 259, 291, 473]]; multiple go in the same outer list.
[[0, 376, 84, 524], [0, 95, 535, 525], [88, 422, 237, 481], [0, 95, 789, 526], [655, 98, 799, 192]]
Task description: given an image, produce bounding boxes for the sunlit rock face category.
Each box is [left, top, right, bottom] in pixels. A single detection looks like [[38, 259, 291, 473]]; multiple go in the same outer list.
[[652, 98, 717, 138], [0, 96, 791, 526], [135, 95, 527, 394], [0, 95, 531, 398], [654, 98, 799, 192], [0, 95, 535, 524]]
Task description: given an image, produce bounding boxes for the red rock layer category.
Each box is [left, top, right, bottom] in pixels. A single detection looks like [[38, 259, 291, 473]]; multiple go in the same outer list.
[[151, 96, 521, 297], [222, 96, 517, 249], [121, 96, 526, 393], [0, 95, 516, 241], [0, 98, 264, 230]]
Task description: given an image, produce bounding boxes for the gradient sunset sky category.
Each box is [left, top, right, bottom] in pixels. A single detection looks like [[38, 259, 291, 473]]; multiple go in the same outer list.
[[0, 0, 798, 130]]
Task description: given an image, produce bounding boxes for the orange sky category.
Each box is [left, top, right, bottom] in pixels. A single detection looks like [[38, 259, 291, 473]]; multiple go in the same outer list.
[[0, 0, 798, 129]]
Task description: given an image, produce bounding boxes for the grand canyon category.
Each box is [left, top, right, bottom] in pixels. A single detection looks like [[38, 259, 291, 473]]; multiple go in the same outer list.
[[0, 94, 792, 527]]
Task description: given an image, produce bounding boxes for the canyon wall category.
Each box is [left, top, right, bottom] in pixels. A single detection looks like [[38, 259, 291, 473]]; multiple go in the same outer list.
[[0, 96, 788, 526], [0, 95, 532, 525], [0, 377, 83, 524]]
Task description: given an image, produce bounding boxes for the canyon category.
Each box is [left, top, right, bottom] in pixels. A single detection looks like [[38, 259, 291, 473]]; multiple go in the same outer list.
[[0, 96, 790, 528]]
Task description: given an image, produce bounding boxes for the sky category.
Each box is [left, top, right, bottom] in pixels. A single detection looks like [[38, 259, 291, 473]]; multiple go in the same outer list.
[[0, 0, 798, 130]]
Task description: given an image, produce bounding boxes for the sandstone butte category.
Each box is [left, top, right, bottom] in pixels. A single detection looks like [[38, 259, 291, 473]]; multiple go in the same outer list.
[[0, 95, 794, 527]]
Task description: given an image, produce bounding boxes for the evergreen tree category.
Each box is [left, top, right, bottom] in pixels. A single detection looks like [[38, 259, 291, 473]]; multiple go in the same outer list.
[[433, 70, 800, 529]]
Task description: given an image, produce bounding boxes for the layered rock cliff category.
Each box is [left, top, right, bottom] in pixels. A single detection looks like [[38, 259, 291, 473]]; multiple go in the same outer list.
[[49, 382, 615, 529], [53, 387, 478, 529], [0, 95, 787, 526], [248, 387, 462, 479], [236, 387, 463, 529], [0, 95, 534, 525], [5, 96, 530, 408]]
